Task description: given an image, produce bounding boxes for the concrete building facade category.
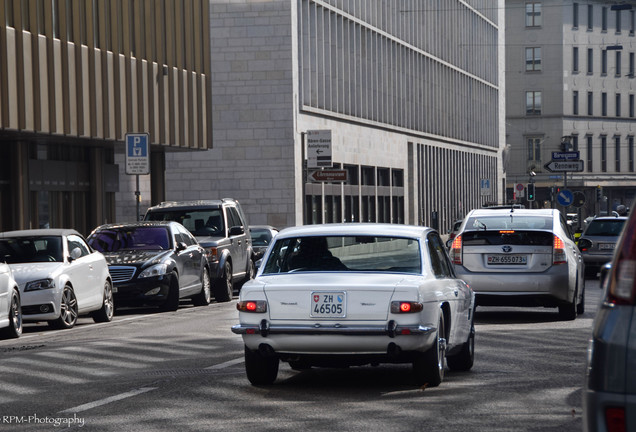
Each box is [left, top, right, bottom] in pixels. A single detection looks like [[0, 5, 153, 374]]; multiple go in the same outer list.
[[506, 0, 636, 219], [163, 0, 506, 232]]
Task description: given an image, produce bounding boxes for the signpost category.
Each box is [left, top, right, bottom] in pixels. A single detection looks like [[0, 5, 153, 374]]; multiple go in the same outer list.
[[480, 178, 491, 196], [544, 160, 584, 172], [308, 169, 348, 183], [125, 133, 150, 221], [556, 189, 574, 207], [306, 130, 332, 169], [551, 151, 580, 161]]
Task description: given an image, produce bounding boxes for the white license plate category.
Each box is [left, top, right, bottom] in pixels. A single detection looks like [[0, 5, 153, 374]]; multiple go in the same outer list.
[[311, 292, 346, 318], [487, 254, 528, 265], [599, 243, 615, 250]]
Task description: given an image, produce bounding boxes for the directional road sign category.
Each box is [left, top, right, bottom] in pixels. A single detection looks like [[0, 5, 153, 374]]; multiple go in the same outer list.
[[557, 189, 574, 207], [544, 160, 584, 172], [306, 130, 332, 169], [125, 133, 150, 175], [551, 151, 580, 161], [308, 169, 348, 182]]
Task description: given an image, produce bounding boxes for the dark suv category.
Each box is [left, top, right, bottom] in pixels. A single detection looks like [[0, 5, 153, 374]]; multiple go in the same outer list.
[[144, 199, 254, 302]]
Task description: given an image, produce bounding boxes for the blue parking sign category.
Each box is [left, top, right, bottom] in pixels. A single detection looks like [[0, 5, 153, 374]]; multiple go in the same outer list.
[[125, 133, 150, 175]]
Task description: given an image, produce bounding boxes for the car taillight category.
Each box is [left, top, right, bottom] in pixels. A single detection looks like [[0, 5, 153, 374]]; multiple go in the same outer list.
[[237, 300, 267, 313], [607, 259, 636, 305], [206, 247, 219, 263], [449, 235, 462, 265], [390, 301, 424, 313], [553, 235, 566, 264], [605, 407, 626, 432]]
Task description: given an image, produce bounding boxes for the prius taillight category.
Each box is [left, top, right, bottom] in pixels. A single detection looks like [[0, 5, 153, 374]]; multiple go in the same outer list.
[[553, 235, 566, 265], [449, 235, 462, 265]]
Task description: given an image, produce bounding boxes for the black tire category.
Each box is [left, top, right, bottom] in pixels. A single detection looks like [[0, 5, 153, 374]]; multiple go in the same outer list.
[[213, 261, 233, 303], [192, 267, 212, 306], [161, 272, 180, 312], [577, 284, 585, 315], [413, 312, 446, 387], [92, 280, 114, 323], [244, 345, 279, 385], [0, 289, 22, 339], [447, 325, 474, 371], [558, 287, 577, 321], [49, 286, 78, 329]]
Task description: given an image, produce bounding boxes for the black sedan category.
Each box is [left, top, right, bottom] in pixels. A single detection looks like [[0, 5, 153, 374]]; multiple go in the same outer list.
[[87, 221, 211, 311]]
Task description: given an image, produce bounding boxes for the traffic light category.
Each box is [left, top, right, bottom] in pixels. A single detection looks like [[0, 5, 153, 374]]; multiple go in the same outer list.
[[596, 186, 602, 201], [527, 183, 535, 201]]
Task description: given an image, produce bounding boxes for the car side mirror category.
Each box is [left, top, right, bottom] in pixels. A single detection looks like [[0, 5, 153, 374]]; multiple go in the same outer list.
[[69, 247, 82, 261], [176, 242, 188, 252], [229, 226, 245, 236], [599, 262, 612, 287]]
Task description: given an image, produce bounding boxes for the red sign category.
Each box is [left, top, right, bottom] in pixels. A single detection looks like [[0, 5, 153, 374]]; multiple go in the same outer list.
[[308, 170, 348, 182]]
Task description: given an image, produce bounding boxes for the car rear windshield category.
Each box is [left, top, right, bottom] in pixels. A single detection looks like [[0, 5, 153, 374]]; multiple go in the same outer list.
[[584, 219, 626, 236], [262, 235, 421, 274], [88, 227, 171, 252], [145, 209, 225, 237], [461, 230, 553, 246], [0, 236, 64, 263], [464, 215, 553, 231]]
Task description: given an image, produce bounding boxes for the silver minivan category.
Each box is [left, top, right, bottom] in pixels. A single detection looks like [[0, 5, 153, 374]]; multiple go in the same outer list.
[[449, 208, 585, 320]]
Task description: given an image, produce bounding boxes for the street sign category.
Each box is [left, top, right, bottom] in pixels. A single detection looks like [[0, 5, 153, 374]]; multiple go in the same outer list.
[[308, 169, 348, 182], [544, 160, 584, 172], [480, 178, 491, 196], [306, 130, 332, 169], [572, 191, 586, 208], [557, 189, 574, 207], [125, 133, 150, 175], [515, 183, 525, 198], [551, 151, 580, 161]]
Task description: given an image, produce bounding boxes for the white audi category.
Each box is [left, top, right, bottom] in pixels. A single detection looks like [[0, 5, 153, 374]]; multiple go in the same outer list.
[[232, 223, 475, 386]]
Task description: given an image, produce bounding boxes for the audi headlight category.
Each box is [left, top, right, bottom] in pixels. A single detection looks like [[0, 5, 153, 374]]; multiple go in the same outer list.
[[139, 264, 168, 279], [25, 278, 56, 292]]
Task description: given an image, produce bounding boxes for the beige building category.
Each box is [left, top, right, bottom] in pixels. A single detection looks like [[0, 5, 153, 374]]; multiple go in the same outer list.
[[0, 0, 212, 235]]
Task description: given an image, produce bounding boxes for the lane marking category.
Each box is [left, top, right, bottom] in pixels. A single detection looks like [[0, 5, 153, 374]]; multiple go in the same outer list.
[[205, 357, 244, 370], [58, 387, 157, 414]]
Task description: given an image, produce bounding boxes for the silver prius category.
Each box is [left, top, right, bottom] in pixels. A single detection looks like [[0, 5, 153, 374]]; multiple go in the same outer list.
[[449, 208, 585, 320]]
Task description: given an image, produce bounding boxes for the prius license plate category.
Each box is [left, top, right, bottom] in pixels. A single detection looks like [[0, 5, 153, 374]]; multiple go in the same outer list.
[[311, 292, 346, 318], [487, 254, 528, 265], [599, 243, 615, 250]]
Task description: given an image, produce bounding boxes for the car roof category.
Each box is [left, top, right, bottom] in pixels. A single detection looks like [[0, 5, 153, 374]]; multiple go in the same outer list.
[[91, 221, 177, 231], [0, 228, 82, 238], [275, 223, 433, 239], [146, 199, 238, 211], [466, 208, 557, 217], [590, 216, 628, 221]]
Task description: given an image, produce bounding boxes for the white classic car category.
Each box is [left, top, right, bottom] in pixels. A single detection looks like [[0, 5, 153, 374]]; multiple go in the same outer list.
[[232, 223, 475, 386]]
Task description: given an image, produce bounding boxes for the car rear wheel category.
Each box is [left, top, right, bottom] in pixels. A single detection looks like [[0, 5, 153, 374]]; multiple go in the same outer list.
[[413, 312, 446, 387], [577, 284, 585, 315], [92, 280, 114, 323], [192, 267, 211, 306], [558, 287, 577, 321], [213, 261, 233, 303], [49, 286, 78, 329], [447, 324, 474, 371], [0, 289, 22, 339], [244, 345, 279, 385]]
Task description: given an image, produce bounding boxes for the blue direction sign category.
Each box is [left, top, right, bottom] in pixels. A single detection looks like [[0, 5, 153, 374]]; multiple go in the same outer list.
[[557, 189, 574, 207], [552, 151, 580, 160], [125, 133, 150, 175]]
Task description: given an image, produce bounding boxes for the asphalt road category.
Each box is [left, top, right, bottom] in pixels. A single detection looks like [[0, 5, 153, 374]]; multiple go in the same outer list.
[[0, 280, 602, 432]]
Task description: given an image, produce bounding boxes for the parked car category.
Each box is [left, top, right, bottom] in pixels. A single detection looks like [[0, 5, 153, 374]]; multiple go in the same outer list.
[[449, 208, 585, 320], [87, 221, 211, 311], [144, 199, 254, 302], [447, 219, 463, 244], [249, 225, 279, 261], [0, 229, 113, 329], [0, 262, 22, 339], [583, 208, 636, 432], [232, 223, 475, 386], [577, 215, 627, 279]]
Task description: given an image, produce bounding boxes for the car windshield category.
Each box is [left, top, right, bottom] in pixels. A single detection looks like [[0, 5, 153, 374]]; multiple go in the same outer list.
[[464, 215, 553, 231], [0, 236, 64, 263], [145, 209, 224, 237], [261, 235, 421, 274], [250, 229, 273, 246], [584, 219, 626, 236], [88, 227, 171, 252]]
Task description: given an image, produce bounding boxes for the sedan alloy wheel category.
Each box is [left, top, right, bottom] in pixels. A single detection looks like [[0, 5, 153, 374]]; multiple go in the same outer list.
[[49, 286, 78, 329]]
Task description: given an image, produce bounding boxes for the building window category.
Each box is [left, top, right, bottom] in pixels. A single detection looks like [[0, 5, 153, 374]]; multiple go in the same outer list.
[[587, 48, 594, 74], [602, 92, 607, 116], [573, 47, 579, 72], [573, 3, 579, 28], [630, 94, 635, 117], [588, 5, 594, 30], [617, 9, 622, 33], [572, 135, 579, 151], [526, 47, 542, 71], [588, 91, 594, 115], [615, 136, 621, 172], [573, 91, 579, 115], [602, 7, 608, 31], [601, 136, 607, 172], [629, 136, 634, 172], [587, 135, 594, 172], [526, 2, 542, 27], [616, 93, 622, 117], [527, 137, 542, 163], [602, 50, 608, 74], [616, 51, 622, 76], [631, 10, 635, 35], [526, 91, 542, 115], [630, 52, 635, 76]]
